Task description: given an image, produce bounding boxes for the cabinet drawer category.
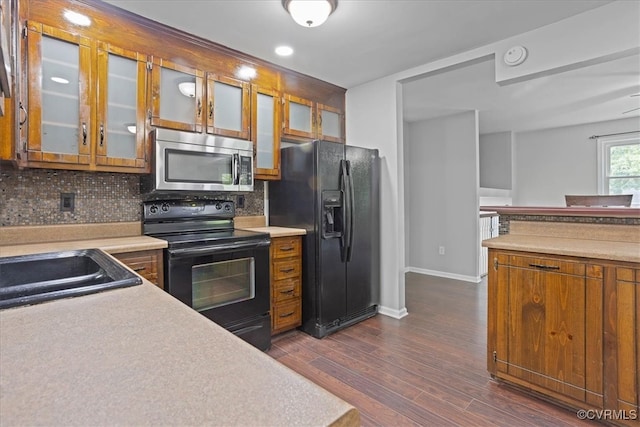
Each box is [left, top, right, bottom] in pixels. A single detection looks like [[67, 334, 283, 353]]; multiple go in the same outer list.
[[113, 250, 163, 288], [273, 299, 301, 332], [273, 259, 301, 280], [273, 278, 301, 303], [272, 237, 301, 259], [507, 255, 586, 276]]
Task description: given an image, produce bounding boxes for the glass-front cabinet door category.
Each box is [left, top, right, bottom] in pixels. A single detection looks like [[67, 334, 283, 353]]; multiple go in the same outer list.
[[252, 85, 280, 179], [149, 57, 204, 132], [317, 103, 344, 144], [26, 22, 92, 165], [95, 43, 148, 171], [282, 94, 315, 140], [207, 74, 250, 139]]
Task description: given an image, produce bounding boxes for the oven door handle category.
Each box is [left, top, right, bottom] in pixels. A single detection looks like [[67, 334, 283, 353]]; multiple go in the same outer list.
[[168, 239, 271, 257]]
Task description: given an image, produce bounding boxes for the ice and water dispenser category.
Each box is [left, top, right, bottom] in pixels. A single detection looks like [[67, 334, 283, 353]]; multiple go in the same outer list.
[[322, 190, 343, 238]]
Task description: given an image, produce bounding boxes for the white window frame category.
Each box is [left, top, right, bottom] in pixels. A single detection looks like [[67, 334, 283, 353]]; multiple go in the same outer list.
[[597, 132, 640, 206]]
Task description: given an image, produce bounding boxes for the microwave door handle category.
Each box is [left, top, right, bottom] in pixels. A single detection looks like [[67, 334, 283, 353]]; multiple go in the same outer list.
[[232, 153, 240, 185]]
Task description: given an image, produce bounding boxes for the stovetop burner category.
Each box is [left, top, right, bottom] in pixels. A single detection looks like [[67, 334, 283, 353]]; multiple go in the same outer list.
[[142, 199, 269, 249]]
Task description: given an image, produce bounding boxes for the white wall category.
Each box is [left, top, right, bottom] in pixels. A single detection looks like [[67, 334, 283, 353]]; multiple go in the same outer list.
[[345, 1, 639, 319], [480, 131, 512, 190], [346, 80, 407, 319], [513, 117, 639, 206], [405, 112, 480, 281]]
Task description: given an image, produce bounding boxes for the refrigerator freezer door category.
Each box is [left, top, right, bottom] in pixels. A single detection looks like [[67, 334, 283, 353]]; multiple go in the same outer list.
[[316, 141, 348, 327]]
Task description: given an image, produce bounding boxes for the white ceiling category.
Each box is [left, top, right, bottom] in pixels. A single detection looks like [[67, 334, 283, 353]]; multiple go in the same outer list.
[[103, 0, 638, 133]]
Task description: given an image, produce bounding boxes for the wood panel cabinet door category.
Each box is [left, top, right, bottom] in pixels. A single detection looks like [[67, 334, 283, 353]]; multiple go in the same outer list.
[[149, 57, 204, 133], [251, 85, 280, 180], [317, 103, 344, 144], [282, 94, 315, 140], [491, 252, 603, 405], [26, 22, 92, 165], [95, 43, 148, 171], [206, 74, 250, 139], [609, 267, 640, 416]]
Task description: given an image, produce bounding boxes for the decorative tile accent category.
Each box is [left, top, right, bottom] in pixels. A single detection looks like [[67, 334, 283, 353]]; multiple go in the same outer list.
[[497, 214, 640, 235], [0, 168, 264, 227]]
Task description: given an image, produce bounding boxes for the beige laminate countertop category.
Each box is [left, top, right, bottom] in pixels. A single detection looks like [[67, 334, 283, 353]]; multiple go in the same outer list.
[[240, 226, 307, 237], [0, 282, 359, 426], [483, 234, 640, 263], [0, 235, 168, 258]]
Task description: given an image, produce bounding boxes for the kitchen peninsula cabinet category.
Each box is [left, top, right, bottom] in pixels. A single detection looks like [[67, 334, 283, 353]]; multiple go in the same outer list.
[[271, 236, 302, 334], [282, 94, 345, 144], [488, 251, 604, 406], [22, 21, 149, 172], [485, 219, 640, 426]]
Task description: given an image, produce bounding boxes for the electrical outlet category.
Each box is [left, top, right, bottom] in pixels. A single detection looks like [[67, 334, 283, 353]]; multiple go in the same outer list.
[[438, 246, 445, 255], [237, 195, 245, 208], [60, 193, 75, 212]]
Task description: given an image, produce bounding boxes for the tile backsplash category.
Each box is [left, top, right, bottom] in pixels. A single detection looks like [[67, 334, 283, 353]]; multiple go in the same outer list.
[[0, 168, 264, 227]]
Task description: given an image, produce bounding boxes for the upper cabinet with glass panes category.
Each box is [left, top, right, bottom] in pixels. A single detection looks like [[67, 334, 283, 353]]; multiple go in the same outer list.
[[22, 21, 149, 173], [149, 61, 251, 140], [283, 94, 345, 144]]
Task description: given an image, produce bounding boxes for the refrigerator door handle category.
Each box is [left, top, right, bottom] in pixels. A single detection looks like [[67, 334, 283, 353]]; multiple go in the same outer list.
[[339, 160, 349, 262], [346, 160, 355, 262]]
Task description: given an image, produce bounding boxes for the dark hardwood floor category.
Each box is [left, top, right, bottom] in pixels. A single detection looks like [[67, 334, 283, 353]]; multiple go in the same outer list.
[[267, 272, 594, 426]]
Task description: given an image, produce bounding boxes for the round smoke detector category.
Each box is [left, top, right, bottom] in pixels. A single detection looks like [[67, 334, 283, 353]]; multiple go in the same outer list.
[[503, 46, 528, 67]]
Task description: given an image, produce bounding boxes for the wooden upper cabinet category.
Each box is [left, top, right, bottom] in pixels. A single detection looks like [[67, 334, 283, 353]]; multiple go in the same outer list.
[[282, 94, 345, 143], [207, 73, 250, 139], [95, 43, 148, 170], [317, 103, 344, 144], [251, 85, 281, 180], [149, 57, 204, 133], [283, 94, 315, 140], [26, 22, 92, 166], [24, 21, 149, 172]]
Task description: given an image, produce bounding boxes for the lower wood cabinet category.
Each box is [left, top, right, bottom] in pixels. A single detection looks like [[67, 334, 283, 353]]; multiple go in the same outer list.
[[113, 249, 164, 290], [488, 249, 640, 425], [270, 236, 302, 335]]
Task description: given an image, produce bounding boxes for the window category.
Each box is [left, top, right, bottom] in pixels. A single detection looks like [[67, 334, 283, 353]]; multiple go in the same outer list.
[[597, 133, 640, 206]]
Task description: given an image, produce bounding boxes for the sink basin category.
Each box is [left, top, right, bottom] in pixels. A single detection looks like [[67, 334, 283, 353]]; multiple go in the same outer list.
[[0, 249, 142, 309]]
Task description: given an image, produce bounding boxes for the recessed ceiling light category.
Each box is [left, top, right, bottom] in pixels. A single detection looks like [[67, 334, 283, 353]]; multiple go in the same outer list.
[[63, 10, 91, 26], [51, 76, 70, 84], [237, 65, 257, 80], [275, 46, 294, 57]]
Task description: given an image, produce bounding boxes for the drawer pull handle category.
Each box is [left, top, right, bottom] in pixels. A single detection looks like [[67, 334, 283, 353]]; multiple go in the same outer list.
[[132, 266, 147, 272], [280, 268, 295, 273], [279, 312, 294, 318], [529, 263, 560, 270], [279, 246, 294, 251], [279, 289, 294, 295]]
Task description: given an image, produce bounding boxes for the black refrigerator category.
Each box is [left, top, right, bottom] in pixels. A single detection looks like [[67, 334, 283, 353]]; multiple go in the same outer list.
[[269, 140, 380, 338]]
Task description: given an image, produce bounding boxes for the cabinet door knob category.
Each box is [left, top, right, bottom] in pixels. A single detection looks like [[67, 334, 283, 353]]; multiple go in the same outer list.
[[209, 101, 213, 119], [99, 123, 104, 146], [82, 123, 87, 145]]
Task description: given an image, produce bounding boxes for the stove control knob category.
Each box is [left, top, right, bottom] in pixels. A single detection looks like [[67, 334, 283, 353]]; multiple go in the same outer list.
[[149, 205, 159, 215], [224, 203, 232, 211], [161, 203, 170, 213], [215, 202, 223, 210]]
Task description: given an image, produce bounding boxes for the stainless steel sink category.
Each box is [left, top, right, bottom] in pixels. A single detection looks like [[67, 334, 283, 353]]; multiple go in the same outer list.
[[0, 249, 142, 309]]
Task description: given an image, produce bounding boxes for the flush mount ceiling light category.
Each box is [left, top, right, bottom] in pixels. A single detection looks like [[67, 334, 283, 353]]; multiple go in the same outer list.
[[178, 82, 196, 98], [63, 10, 91, 27], [282, 0, 337, 28]]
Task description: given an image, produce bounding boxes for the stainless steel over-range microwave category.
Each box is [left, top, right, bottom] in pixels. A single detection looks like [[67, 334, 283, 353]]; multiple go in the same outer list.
[[142, 129, 254, 194]]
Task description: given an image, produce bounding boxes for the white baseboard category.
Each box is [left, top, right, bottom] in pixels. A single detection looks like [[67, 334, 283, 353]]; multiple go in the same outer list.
[[378, 305, 408, 319], [405, 266, 482, 283]]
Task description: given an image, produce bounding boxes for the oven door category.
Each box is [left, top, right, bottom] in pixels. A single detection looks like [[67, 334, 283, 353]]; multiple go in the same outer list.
[[154, 139, 253, 193], [165, 239, 270, 327]]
